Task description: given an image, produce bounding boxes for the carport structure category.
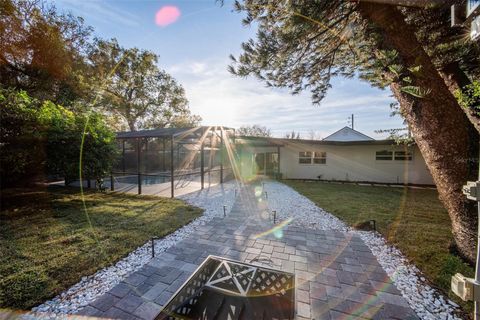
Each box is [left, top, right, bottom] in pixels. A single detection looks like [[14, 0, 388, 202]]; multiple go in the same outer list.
[[111, 126, 235, 197]]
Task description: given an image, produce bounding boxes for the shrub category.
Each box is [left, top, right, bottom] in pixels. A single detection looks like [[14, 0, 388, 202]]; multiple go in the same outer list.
[[455, 81, 480, 117], [0, 88, 118, 186]]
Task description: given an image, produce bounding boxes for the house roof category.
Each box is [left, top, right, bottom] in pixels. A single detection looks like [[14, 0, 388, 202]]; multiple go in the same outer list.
[[236, 136, 284, 147], [236, 136, 396, 146], [322, 126, 374, 142], [116, 127, 193, 139], [116, 126, 234, 139]]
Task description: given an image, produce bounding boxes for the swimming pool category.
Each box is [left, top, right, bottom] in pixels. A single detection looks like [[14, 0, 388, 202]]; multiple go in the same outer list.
[[113, 175, 170, 185]]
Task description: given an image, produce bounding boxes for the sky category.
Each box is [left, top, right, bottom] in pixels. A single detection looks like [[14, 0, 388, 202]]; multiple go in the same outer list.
[[53, 0, 404, 139]]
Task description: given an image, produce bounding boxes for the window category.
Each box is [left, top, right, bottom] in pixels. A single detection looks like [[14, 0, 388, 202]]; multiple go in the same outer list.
[[299, 151, 326, 164], [376, 150, 412, 161], [313, 151, 326, 164], [394, 151, 413, 161], [375, 150, 393, 161], [299, 151, 312, 164]]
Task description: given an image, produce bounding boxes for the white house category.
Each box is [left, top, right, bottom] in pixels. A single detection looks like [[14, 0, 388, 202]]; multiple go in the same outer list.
[[236, 127, 434, 186]]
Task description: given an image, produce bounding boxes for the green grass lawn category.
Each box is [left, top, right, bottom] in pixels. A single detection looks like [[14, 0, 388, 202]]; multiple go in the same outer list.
[[0, 186, 202, 310], [283, 180, 474, 314]]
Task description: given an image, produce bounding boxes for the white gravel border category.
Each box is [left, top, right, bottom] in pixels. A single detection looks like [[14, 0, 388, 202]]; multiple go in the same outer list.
[[32, 180, 239, 315], [262, 180, 463, 320]]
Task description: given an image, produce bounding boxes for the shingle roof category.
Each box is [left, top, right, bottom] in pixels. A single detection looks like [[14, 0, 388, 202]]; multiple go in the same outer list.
[[116, 126, 235, 139], [236, 136, 397, 146]]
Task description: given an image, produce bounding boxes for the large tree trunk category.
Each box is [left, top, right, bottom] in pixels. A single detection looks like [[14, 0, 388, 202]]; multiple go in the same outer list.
[[358, 3, 478, 264]]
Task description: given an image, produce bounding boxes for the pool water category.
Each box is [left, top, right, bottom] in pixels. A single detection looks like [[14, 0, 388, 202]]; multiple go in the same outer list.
[[114, 175, 169, 185]]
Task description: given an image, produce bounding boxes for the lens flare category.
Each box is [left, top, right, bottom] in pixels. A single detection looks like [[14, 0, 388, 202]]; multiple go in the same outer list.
[[254, 186, 263, 197], [273, 228, 283, 239], [253, 218, 293, 239], [155, 6, 181, 27]]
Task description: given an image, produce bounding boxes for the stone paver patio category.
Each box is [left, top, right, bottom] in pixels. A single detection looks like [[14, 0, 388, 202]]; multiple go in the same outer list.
[[77, 186, 418, 320]]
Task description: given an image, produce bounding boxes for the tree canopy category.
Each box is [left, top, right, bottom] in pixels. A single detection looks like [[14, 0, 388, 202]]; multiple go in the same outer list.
[[0, 0, 201, 132], [0, 0, 92, 105], [237, 124, 272, 137], [89, 39, 201, 131], [230, 1, 479, 106], [284, 131, 301, 139], [0, 0, 201, 186]]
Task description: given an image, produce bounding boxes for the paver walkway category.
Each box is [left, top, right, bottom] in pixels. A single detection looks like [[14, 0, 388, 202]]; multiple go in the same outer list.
[[77, 186, 418, 320]]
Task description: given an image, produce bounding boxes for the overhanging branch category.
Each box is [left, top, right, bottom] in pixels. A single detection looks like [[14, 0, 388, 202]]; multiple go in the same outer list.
[[350, 0, 445, 8]]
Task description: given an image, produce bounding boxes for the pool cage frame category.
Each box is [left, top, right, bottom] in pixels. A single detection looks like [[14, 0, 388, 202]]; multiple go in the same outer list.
[[111, 126, 235, 197]]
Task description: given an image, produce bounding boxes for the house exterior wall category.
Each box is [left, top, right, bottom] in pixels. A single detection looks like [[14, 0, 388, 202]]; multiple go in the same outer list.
[[239, 142, 434, 185]]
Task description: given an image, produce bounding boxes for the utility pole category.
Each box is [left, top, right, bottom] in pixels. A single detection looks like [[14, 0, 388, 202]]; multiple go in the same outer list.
[[348, 114, 354, 129]]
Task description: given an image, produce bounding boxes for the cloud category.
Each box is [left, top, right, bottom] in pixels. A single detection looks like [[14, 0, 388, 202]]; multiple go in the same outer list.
[[55, 0, 141, 27], [169, 58, 401, 139]]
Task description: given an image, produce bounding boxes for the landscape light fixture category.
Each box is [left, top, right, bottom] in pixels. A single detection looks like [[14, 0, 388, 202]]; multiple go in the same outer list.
[[151, 236, 160, 258]]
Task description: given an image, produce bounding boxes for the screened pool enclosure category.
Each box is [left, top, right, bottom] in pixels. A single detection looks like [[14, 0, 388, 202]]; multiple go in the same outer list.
[[107, 126, 235, 197]]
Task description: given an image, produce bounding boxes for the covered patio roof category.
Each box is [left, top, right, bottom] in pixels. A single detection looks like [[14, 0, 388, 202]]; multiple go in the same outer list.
[[236, 136, 284, 147], [116, 126, 235, 139]]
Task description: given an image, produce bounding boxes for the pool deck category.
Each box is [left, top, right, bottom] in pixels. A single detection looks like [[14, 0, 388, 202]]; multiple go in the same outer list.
[[77, 186, 418, 320], [52, 174, 222, 198]]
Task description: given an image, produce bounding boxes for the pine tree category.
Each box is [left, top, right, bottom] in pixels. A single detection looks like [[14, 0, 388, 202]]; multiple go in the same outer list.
[[229, 0, 479, 263]]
